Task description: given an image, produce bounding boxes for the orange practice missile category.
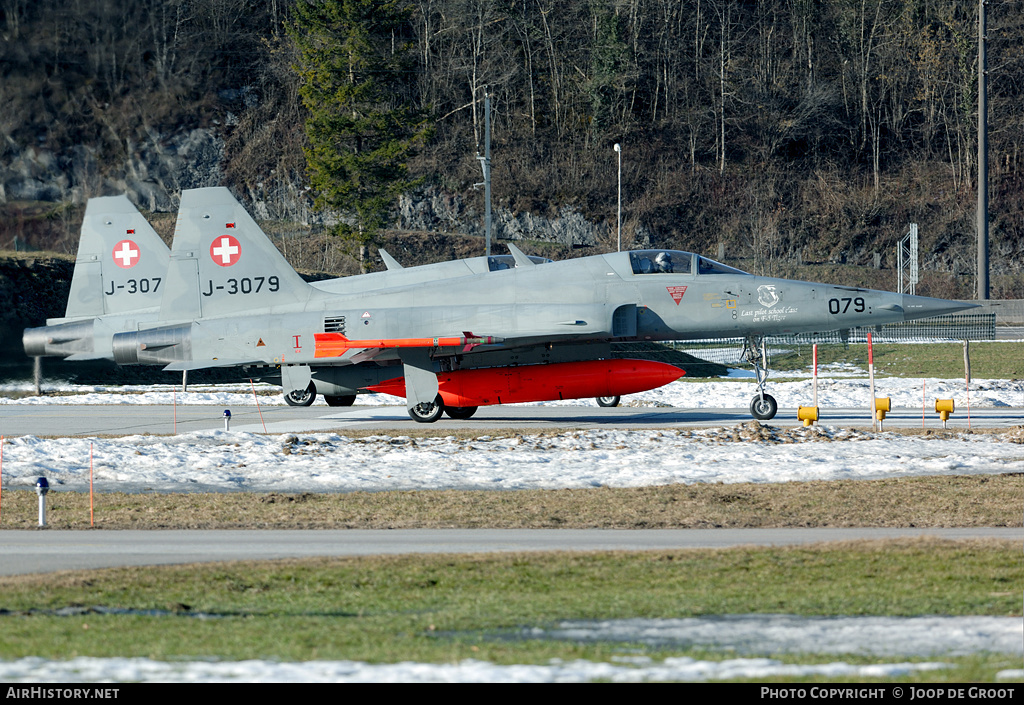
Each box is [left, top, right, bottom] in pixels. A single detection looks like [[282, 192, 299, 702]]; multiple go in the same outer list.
[[366, 358, 685, 407], [314, 332, 503, 358]]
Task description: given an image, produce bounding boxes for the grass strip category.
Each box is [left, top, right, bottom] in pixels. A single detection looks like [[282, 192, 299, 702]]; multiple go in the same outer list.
[[0, 474, 1019, 530], [0, 540, 1018, 674]]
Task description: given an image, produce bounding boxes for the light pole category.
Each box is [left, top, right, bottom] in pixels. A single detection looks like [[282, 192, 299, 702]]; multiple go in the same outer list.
[[614, 143, 622, 252], [476, 92, 493, 258], [977, 0, 989, 300]]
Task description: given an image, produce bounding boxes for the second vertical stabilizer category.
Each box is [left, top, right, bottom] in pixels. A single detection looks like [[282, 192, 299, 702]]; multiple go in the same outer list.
[[160, 187, 312, 321]]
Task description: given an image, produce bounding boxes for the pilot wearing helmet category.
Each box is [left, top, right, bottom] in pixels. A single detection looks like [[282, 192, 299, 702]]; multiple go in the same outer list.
[[654, 251, 673, 273]]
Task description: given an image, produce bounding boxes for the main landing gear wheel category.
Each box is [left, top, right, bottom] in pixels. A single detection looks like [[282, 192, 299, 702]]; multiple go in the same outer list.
[[324, 394, 356, 407], [750, 394, 778, 421], [408, 395, 445, 423], [283, 383, 316, 407], [596, 396, 620, 407], [445, 406, 478, 420]]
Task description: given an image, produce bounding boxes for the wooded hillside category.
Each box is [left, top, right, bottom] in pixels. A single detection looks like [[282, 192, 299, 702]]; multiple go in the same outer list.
[[1, 0, 1021, 297]]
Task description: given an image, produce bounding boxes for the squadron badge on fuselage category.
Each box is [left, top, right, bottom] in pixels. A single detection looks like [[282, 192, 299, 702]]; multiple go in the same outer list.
[[757, 284, 780, 308]]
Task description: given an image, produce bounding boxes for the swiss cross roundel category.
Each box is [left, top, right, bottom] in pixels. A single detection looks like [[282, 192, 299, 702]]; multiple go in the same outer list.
[[112, 239, 141, 269], [210, 235, 242, 267]]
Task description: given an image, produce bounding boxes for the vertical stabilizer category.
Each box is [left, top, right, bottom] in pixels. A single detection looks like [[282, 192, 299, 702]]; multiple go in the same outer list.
[[160, 188, 311, 321], [65, 195, 170, 318]]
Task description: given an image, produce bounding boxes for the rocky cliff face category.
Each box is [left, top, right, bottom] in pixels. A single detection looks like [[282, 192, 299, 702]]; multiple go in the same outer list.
[[2, 129, 622, 252], [2, 129, 224, 213], [396, 186, 643, 249]]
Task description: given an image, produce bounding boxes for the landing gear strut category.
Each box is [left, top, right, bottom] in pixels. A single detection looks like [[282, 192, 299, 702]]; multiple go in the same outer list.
[[743, 336, 777, 420]]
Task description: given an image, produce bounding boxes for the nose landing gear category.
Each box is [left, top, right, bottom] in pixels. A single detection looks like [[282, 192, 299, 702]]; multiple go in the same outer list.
[[743, 336, 778, 420]]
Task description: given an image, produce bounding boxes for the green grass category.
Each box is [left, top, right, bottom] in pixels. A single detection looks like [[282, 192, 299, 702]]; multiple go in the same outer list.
[[0, 540, 1019, 680]]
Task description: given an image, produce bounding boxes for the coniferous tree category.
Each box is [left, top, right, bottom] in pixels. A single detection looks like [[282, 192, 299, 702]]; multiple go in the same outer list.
[[289, 0, 430, 270]]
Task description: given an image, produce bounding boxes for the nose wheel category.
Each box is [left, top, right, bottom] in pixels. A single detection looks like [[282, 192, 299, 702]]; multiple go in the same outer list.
[[750, 394, 778, 420], [743, 336, 777, 420]]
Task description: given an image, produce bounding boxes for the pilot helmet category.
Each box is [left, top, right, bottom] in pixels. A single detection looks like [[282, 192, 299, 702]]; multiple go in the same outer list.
[[654, 251, 672, 271]]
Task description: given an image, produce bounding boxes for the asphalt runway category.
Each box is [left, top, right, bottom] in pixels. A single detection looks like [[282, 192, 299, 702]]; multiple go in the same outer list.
[[1, 528, 1020, 576], [0, 403, 1018, 437]]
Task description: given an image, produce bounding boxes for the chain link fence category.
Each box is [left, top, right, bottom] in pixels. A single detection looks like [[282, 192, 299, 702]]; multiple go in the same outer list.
[[613, 314, 1000, 374]]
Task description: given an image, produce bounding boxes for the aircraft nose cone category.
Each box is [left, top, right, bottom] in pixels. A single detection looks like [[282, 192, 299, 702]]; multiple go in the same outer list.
[[900, 295, 980, 321]]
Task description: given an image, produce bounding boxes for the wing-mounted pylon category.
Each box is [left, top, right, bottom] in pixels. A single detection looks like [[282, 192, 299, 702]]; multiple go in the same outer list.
[[313, 330, 504, 414]]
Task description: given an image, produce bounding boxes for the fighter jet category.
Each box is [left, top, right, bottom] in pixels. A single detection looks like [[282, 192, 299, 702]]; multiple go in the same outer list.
[[22, 195, 170, 362], [23, 193, 549, 366], [106, 187, 975, 421]]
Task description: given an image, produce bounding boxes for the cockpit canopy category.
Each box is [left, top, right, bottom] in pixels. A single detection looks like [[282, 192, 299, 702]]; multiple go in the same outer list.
[[629, 250, 748, 276]]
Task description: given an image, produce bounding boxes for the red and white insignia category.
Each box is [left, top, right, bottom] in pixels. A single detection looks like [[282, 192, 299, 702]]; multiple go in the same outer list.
[[210, 235, 241, 267], [112, 239, 140, 269], [666, 285, 688, 305]]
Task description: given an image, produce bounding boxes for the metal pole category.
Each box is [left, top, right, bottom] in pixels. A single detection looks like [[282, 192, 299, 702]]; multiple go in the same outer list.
[[484, 93, 492, 258], [474, 91, 492, 258], [35, 477, 48, 527], [812, 343, 818, 410], [614, 143, 622, 252], [977, 0, 989, 300], [868, 333, 877, 432]]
